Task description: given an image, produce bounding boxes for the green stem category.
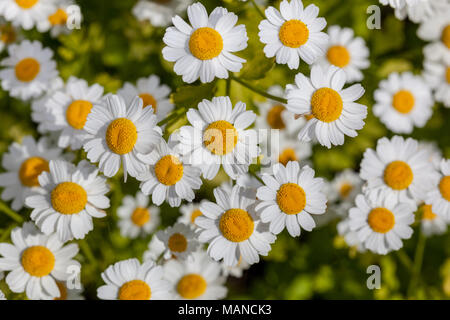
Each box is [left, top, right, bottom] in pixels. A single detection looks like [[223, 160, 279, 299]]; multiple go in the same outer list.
[[396, 250, 413, 270], [157, 107, 186, 127], [250, 0, 266, 19], [230, 75, 288, 104], [79, 239, 97, 268], [0, 223, 18, 242], [0, 201, 23, 223], [225, 78, 231, 97], [407, 229, 426, 298]]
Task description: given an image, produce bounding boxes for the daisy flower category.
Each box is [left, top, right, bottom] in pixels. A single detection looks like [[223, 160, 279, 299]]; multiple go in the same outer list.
[[419, 204, 447, 237], [318, 25, 370, 83], [132, 0, 191, 27], [256, 161, 327, 237], [143, 236, 166, 262], [162, 2, 248, 83], [423, 58, 450, 108], [0, 0, 54, 30], [349, 193, 415, 255], [0, 136, 63, 211], [41, 76, 104, 150], [426, 159, 450, 220], [97, 258, 171, 300], [286, 65, 367, 148], [83, 94, 162, 180], [258, 0, 328, 70], [337, 218, 365, 252], [330, 168, 363, 212], [25, 160, 110, 242], [117, 75, 174, 123], [0, 40, 58, 100], [360, 136, 438, 205], [163, 250, 227, 300], [117, 191, 160, 239], [196, 185, 276, 267], [137, 139, 202, 207], [0, 223, 80, 300], [178, 202, 205, 227], [37, 0, 81, 37], [174, 96, 259, 180], [0, 20, 20, 52], [156, 222, 200, 260], [374, 72, 433, 134], [417, 6, 450, 63]]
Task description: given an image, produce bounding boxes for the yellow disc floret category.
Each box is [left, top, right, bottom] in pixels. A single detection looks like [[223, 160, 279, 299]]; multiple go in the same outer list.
[[48, 8, 68, 25], [392, 90, 415, 114], [154, 155, 184, 186], [168, 233, 188, 253], [139, 93, 158, 112], [383, 160, 413, 190], [439, 175, 450, 201], [21, 246, 55, 277], [51, 182, 88, 215], [279, 20, 309, 48], [131, 207, 150, 226], [105, 118, 138, 155], [339, 183, 353, 198], [15, 0, 38, 9], [442, 25, 450, 49], [219, 208, 254, 242], [0, 25, 16, 44], [368, 207, 395, 233], [190, 209, 202, 224], [66, 100, 93, 130], [446, 67, 450, 84], [118, 280, 151, 300], [15, 57, 40, 82], [19, 156, 49, 187], [421, 204, 437, 221], [266, 105, 286, 129], [327, 45, 351, 68], [189, 27, 223, 60], [203, 120, 238, 156], [276, 183, 306, 215], [177, 274, 207, 299], [311, 88, 343, 123], [278, 148, 297, 166]]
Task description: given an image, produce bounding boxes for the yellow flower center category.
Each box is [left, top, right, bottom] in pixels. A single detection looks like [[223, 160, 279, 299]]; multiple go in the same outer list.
[[18, 156, 49, 187], [219, 208, 254, 242], [266, 104, 286, 129], [48, 8, 68, 25], [54, 281, 68, 300], [0, 25, 16, 44], [442, 25, 450, 49], [105, 118, 138, 155], [190, 209, 202, 224], [304, 114, 315, 121], [278, 148, 297, 166], [383, 160, 413, 190], [21, 246, 55, 277], [421, 204, 437, 221], [279, 19, 309, 48], [367, 207, 395, 233], [276, 183, 306, 215], [327, 45, 351, 68], [339, 183, 353, 198], [189, 27, 223, 60], [439, 176, 450, 201], [311, 88, 343, 123], [15, 57, 40, 82], [51, 182, 88, 215], [15, 0, 38, 9], [168, 233, 188, 253], [131, 207, 150, 227], [66, 100, 93, 130], [177, 274, 207, 299], [446, 67, 450, 84], [392, 90, 415, 114], [118, 280, 151, 300], [154, 155, 184, 186], [203, 120, 238, 156], [139, 93, 158, 112]]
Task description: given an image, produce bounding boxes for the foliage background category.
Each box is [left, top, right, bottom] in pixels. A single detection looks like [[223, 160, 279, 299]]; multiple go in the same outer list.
[[0, 0, 449, 300]]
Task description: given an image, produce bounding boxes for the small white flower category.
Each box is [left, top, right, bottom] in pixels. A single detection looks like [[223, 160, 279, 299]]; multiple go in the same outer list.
[[258, 0, 328, 69], [349, 193, 415, 255], [196, 185, 276, 267], [286, 65, 367, 148], [97, 258, 171, 300], [380, 0, 449, 23], [256, 161, 327, 237], [330, 168, 363, 213], [337, 218, 365, 252], [426, 159, 450, 220], [143, 236, 166, 262], [37, 0, 81, 37], [0, 19, 20, 53], [83, 94, 162, 180], [0, 40, 58, 100], [178, 202, 205, 227], [0, 136, 63, 211], [423, 58, 450, 108], [0, 0, 55, 30], [0, 222, 80, 300], [419, 204, 448, 237], [25, 160, 110, 242], [163, 250, 227, 300], [162, 2, 248, 83], [132, 0, 191, 27], [156, 222, 200, 260], [117, 191, 160, 239]]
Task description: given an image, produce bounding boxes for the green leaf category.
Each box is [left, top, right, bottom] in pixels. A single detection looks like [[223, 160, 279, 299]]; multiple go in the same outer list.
[[239, 55, 275, 81], [171, 82, 217, 108]]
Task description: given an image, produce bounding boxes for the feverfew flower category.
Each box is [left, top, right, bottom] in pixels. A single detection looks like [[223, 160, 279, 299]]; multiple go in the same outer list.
[[423, 58, 450, 108], [37, 0, 81, 37], [178, 202, 205, 227], [0, 20, 20, 52], [0, 0, 54, 30], [162, 2, 248, 83], [156, 222, 200, 260], [426, 159, 450, 220], [419, 204, 447, 237], [132, 0, 191, 27], [380, 0, 449, 23]]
